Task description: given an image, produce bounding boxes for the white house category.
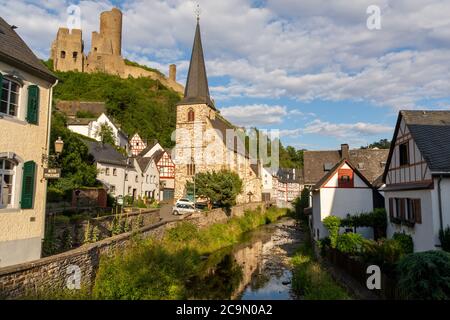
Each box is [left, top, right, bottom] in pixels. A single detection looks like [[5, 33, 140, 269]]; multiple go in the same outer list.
[[382, 110, 450, 252], [311, 159, 384, 240], [140, 141, 175, 201], [68, 113, 128, 149], [135, 156, 160, 200], [261, 166, 276, 201], [0, 17, 58, 267]]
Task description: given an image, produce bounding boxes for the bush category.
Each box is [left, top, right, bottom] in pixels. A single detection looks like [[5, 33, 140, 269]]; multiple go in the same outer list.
[[397, 251, 450, 299], [393, 232, 414, 254], [361, 238, 406, 270], [439, 226, 450, 252], [323, 216, 341, 248], [336, 233, 364, 255], [340, 209, 387, 240]]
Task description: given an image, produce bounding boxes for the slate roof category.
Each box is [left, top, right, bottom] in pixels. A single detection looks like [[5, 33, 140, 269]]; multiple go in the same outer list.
[[312, 159, 373, 190], [179, 21, 214, 109], [136, 156, 152, 172], [138, 139, 160, 157], [67, 118, 96, 126], [83, 139, 132, 168], [401, 110, 450, 173], [0, 17, 57, 83], [303, 147, 388, 186]]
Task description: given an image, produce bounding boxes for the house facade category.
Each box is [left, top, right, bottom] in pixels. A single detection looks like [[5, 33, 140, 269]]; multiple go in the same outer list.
[[382, 111, 450, 252], [140, 141, 175, 201], [261, 167, 276, 201], [276, 168, 303, 203], [67, 113, 128, 149], [135, 156, 160, 200], [129, 133, 147, 156], [173, 20, 262, 203], [311, 160, 383, 240], [0, 17, 58, 267]]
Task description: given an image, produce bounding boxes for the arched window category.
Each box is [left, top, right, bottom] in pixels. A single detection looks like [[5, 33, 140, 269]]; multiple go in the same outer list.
[[188, 109, 195, 122]]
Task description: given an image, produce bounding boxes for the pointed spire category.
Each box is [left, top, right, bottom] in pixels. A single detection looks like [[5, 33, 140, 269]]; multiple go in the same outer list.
[[179, 19, 214, 109]]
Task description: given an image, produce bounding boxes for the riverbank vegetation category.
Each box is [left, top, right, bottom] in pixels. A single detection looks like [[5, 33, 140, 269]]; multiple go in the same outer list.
[[27, 206, 287, 299], [290, 224, 351, 300], [93, 207, 287, 299]]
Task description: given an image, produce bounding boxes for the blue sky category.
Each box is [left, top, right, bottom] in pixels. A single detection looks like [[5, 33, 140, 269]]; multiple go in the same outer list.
[[2, 0, 450, 150]]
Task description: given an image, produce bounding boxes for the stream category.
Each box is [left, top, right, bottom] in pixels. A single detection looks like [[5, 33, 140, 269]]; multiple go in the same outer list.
[[186, 218, 304, 300]]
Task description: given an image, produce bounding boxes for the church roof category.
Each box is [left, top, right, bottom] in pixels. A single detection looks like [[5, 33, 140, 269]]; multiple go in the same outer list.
[[179, 21, 214, 109]]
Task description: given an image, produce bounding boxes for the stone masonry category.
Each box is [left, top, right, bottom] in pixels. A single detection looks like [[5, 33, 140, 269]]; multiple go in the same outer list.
[[51, 8, 184, 94]]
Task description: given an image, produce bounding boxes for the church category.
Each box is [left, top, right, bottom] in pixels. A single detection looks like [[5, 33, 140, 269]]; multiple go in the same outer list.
[[173, 18, 262, 204]]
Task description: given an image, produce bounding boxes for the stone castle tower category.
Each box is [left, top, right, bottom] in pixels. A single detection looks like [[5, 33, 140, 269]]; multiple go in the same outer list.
[[51, 8, 184, 94], [51, 28, 84, 72], [174, 20, 262, 204]]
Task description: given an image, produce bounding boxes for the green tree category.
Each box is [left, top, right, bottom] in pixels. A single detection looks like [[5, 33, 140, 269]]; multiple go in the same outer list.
[[292, 187, 310, 221], [95, 122, 115, 146], [361, 139, 391, 149], [186, 170, 243, 209], [49, 112, 98, 193]]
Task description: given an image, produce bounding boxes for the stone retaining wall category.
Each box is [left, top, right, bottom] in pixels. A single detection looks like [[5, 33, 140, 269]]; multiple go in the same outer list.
[[0, 202, 267, 299]]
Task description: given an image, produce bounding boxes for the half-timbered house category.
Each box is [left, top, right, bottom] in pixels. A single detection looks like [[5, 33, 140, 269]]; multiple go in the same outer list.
[[382, 110, 450, 252]]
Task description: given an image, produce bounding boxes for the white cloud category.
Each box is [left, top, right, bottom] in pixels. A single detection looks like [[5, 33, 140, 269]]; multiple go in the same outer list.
[[303, 119, 393, 139], [219, 104, 287, 126], [279, 128, 302, 137], [2, 0, 450, 111]]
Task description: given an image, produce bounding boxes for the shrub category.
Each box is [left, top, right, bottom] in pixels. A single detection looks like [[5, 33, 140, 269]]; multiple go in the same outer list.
[[393, 232, 414, 254], [323, 216, 341, 248], [340, 209, 387, 240], [361, 238, 406, 270], [439, 226, 450, 252], [54, 215, 71, 225], [336, 233, 364, 255], [397, 251, 450, 299]]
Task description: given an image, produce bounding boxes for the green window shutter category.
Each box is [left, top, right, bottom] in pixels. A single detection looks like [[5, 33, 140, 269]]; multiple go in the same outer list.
[[26, 85, 39, 124], [21, 161, 37, 209], [0, 73, 3, 103]]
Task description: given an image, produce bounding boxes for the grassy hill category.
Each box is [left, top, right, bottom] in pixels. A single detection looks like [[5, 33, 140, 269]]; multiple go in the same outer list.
[[44, 60, 180, 148]]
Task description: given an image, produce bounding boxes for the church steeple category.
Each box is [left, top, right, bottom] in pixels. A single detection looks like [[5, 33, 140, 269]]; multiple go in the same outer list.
[[179, 19, 214, 109]]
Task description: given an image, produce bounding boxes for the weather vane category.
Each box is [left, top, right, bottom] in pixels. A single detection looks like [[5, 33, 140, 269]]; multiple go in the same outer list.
[[195, 3, 201, 22]]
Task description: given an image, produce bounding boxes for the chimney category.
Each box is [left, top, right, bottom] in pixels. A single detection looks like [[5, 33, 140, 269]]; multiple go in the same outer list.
[[341, 144, 349, 159], [169, 64, 176, 81]]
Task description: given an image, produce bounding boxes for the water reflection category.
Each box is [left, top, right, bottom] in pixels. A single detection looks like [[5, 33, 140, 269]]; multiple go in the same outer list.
[[186, 220, 298, 300]]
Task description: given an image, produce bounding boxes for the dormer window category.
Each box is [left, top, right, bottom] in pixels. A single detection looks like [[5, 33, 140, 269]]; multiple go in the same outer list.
[[399, 142, 409, 166], [338, 168, 354, 188], [188, 109, 195, 122]]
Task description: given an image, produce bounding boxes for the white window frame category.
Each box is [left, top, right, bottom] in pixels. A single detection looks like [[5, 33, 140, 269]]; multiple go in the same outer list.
[[1, 78, 21, 118], [0, 158, 18, 209]]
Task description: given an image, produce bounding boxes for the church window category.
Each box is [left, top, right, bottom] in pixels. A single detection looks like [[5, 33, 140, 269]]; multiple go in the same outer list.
[[188, 109, 195, 122], [60, 51, 66, 59]]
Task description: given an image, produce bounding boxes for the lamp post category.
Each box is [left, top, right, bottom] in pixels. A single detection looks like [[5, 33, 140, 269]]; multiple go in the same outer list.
[[42, 136, 64, 168]]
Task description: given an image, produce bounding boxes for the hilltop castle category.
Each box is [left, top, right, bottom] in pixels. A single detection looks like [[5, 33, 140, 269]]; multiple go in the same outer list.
[[51, 8, 183, 94]]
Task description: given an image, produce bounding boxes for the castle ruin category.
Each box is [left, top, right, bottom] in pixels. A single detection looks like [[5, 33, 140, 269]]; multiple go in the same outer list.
[[51, 8, 183, 94]]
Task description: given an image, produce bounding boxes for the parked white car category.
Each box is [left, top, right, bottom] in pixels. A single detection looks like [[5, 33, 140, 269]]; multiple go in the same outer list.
[[176, 198, 194, 206], [172, 203, 196, 215]]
